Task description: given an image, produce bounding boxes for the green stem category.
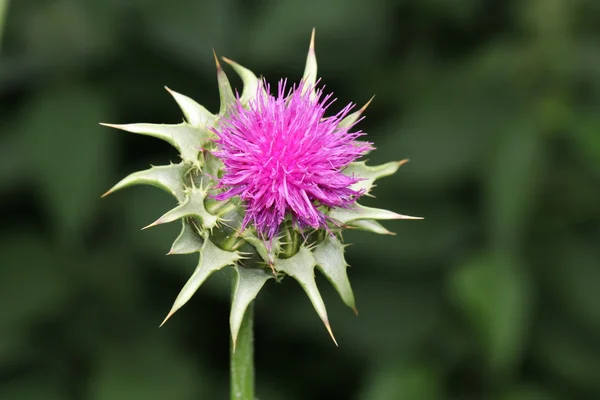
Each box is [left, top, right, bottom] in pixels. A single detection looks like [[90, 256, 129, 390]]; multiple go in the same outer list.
[[0, 0, 10, 52], [230, 301, 255, 400]]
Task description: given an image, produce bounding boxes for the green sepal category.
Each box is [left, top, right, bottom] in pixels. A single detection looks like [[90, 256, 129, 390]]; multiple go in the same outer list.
[[274, 245, 337, 345], [168, 219, 204, 255], [344, 160, 408, 196], [142, 186, 218, 230], [347, 219, 394, 235], [214, 52, 236, 117], [230, 266, 273, 350], [301, 29, 318, 96], [241, 231, 274, 265], [99, 122, 209, 168], [222, 57, 260, 105], [329, 203, 422, 225], [240, 230, 282, 266], [102, 163, 190, 202], [165, 86, 216, 128], [338, 96, 374, 129], [313, 236, 356, 313], [161, 238, 242, 326]]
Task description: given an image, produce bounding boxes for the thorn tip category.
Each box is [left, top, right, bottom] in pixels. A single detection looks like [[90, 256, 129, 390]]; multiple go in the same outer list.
[[359, 95, 375, 113], [141, 221, 159, 230], [324, 320, 338, 346], [212, 49, 222, 69], [159, 311, 174, 327], [397, 215, 424, 220]]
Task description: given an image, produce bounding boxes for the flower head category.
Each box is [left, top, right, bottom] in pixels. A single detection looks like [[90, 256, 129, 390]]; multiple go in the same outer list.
[[213, 79, 373, 240], [102, 30, 420, 346]]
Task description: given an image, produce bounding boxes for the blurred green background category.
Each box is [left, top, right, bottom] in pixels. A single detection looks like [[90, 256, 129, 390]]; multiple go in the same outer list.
[[2, 0, 600, 399]]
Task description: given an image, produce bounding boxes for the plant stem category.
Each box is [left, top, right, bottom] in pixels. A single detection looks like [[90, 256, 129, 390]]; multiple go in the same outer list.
[[0, 0, 10, 52], [230, 302, 255, 400]]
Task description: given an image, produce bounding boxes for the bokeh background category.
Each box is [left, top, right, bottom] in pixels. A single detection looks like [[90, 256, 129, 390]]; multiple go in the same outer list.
[[2, 0, 600, 399]]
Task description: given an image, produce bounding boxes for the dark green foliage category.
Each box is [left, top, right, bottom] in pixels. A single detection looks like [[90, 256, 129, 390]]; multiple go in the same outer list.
[[1, 0, 599, 398]]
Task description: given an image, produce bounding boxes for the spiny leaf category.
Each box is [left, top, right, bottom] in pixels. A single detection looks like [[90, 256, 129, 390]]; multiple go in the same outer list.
[[230, 266, 273, 350], [344, 160, 408, 195], [143, 186, 218, 230], [338, 96, 375, 129], [313, 236, 356, 313], [301, 28, 317, 96], [161, 238, 242, 325], [348, 219, 394, 235], [275, 245, 337, 345], [99, 122, 209, 167], [164, 86, 216, 128], [329, 203, 422, 225], [168, 219, 204, 255], [222, 57, 260, 105], [213, 50, 236, 116], [102, 163, 190, 202]]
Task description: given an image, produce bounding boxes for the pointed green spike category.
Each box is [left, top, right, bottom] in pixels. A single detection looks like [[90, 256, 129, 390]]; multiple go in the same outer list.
[[213, 50, 236, 116], [168, 219, 204, 255], [313, 236, 356, 313], [143, 186, 218, 230], [102, 163, 190, 202], [99, 122, 208, 167], [230, 266, 273, 350], [338, 96, 375, 129], [348, 219, 394, 235], [161, 238, 242, 325], [329, 203, 423, 225], [274, 246, 337, 345], [301, 28, 318, 95], [344, 160, 409, 195], [222, 57, 260, 105], [164, 86, 216, 128]]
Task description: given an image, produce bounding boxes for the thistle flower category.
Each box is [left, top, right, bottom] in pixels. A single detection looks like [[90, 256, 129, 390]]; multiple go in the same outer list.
[[101, 29, 421, 347], [213, 79, 373, 242]]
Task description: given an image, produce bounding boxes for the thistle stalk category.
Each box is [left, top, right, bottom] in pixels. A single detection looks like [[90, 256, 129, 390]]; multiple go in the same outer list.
[[230, 301, 255, 400], [0, 0, 10, 52]]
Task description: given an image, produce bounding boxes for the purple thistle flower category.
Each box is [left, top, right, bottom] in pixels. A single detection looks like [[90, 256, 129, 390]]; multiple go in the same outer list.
[[212, 79, 373, 240]]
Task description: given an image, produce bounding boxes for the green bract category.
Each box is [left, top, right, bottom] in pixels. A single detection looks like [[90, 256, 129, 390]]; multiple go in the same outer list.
[[101, 30, 421, 349]]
